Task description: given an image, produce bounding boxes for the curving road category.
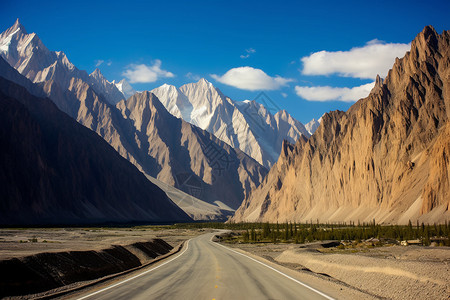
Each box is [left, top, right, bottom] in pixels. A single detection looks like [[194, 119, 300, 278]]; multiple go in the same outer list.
[[74, 233, 334, 300]]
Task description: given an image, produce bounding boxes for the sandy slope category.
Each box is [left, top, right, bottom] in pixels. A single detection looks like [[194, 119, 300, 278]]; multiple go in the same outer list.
[[146, 175, 234, 221]]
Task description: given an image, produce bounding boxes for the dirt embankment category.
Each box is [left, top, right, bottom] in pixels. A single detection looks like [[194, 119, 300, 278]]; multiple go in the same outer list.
[[0, 239, 173, 298]]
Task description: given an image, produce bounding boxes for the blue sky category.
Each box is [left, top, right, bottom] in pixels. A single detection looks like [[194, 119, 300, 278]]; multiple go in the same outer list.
[[1, 0, 449, 123]]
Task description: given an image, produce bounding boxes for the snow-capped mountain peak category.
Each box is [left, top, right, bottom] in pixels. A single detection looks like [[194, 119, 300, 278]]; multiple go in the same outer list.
[[114, 78, 136, 99], [0, 19, 26, 39], [151, 83, 192, 120], [152, 79, 310, 167], [198, 77, 212, 86], [305, 115, 324, 135], [90, 68, 103, 78], [0, 20, 124, 105], [88, 68, 125, 105]]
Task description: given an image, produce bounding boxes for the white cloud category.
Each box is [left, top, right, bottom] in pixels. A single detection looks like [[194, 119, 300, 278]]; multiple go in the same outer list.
[[96, 60, 112, 67], [211, 67, 293, 91], [186, 72, 201, 81], [281, 92, 288, 98], [295, 82, 375, 102], [123, 59, 174, 83], [240, 48, 256, 59], [95, 59, 104, 67], [366, 38, 384, 45], [301, 40, 410, 79]]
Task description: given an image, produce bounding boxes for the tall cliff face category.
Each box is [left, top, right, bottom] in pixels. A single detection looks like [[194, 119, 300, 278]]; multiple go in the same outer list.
[[232, 26, 450, 224]]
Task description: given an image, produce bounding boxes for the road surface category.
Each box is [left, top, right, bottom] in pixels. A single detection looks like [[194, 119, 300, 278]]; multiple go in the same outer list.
[[74, 233, 334, 300]]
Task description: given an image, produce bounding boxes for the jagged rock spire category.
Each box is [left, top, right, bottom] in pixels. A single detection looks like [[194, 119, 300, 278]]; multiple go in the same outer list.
[[0, 18, 27, 38]]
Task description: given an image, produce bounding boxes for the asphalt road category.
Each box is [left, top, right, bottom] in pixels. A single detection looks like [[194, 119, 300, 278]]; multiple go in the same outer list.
[[74, 233, 334, 300]]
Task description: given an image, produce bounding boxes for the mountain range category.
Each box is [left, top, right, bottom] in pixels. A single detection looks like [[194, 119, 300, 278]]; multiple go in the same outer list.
[[232, 26, 450, 225], [151, 80, 310, 168], [2, 19, 447, 226], [0, 19, 272, 217], [0, 19, 314, 171], [0, 58, 191, 224]]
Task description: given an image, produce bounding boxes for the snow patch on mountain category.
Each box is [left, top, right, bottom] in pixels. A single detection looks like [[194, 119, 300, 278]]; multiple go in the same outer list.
[[305, 114, 325, 135], [114, 78, 136, 99]]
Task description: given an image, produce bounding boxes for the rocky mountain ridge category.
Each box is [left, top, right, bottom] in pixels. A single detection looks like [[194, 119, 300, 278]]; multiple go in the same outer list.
[[232, 26, 450, 224], [0, 19, 125, 105]]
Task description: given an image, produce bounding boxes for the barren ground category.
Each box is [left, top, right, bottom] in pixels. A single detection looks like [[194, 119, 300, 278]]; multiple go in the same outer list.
[[0, 227, 206, 260], [2, 228, 449, 300], [226, 241, 450, 300]]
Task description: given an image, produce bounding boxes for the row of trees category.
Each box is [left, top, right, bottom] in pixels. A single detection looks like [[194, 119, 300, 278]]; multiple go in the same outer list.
[[171, 220, 450, 246]]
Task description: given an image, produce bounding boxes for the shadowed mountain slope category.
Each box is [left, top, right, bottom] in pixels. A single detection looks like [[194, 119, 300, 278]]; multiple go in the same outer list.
[[0, 72, 191, 225]]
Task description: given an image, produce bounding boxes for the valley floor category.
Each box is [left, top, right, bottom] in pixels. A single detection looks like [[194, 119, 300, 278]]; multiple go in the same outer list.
[[0, 227, 203, 260], [225, 240, 450, 300], [1, 227, 448, 299], [0, 227, 206, 298]]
